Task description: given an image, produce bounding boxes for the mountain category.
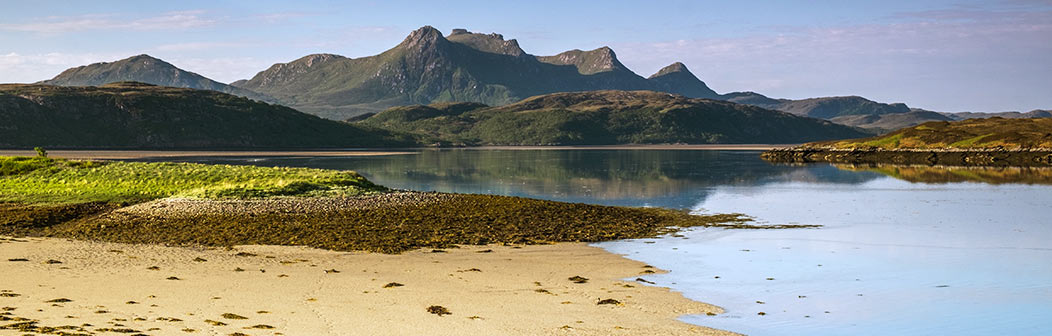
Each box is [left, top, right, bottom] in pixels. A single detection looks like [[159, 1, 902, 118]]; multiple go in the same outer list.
[[722, 93, 911, 119], [232, 26, 720, 120], [40, 54, 272, 101], [356, 90, 868, 145], [0, 82, 415, 148], [648, 62, 720, 99], [944, 110, 1052, 120], [829, 110, 955, 132]]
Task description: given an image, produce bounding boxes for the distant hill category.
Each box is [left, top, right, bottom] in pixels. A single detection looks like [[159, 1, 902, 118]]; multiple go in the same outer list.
[[805, 117, 1052, 150], [232, 26, 721, 120], [722, 93, 911, 119], [944, 110, 1052, 120], [356, 90, 868, 145], [40, 54, 272, 102], [0, 82, 415, 148], [830, 111, 955, 132], [829, 108, 1052, 132]]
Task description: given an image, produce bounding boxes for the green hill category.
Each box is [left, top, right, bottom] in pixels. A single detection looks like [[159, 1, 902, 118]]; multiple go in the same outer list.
[[807, 117, 1052, 150], [40, 54, 272, 102], [357, 90, 868, 145], [0, 82, 415, 148]]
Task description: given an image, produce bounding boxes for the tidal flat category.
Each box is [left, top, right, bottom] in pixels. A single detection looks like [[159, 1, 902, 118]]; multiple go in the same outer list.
[[0, 155, 780, 335]]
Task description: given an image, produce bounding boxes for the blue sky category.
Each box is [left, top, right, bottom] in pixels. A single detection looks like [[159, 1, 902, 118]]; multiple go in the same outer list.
[[1, 0, 1049, 112]]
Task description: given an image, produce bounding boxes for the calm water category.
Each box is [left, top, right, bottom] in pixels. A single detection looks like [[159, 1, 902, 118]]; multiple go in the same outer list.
[[147, 150, 1052, 336]]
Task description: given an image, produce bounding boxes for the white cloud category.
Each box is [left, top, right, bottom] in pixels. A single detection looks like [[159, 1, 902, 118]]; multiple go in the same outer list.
[[0, 52, 133, 83], [0, 10, 215, 33], [165, 57, 275, 83]]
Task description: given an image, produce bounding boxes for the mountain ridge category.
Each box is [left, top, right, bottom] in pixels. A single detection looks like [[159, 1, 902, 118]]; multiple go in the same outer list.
[[40, 54, 273, 102]]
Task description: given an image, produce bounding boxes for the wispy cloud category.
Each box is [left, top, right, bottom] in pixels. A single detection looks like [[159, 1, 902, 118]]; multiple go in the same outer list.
[[612, 6, 1052, 111], [152, 41, 262, 52], [0, 10, 215, 33], [165, 57, 275, 83], [0, 52, 133, 83]]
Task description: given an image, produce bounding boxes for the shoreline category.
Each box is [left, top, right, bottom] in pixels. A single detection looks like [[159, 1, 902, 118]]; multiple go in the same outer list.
[[762, 148, 1052, 167], [0, 237, 737, 336], [0, 144, 790, 160]]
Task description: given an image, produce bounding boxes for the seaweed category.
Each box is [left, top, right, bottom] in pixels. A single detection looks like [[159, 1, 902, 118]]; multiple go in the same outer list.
[[426, 305, 451, 316], [596, 299, 621, 305], [568, 276, 589, 284]]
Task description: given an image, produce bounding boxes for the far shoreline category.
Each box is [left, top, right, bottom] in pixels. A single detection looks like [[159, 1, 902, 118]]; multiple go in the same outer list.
[[0, 144, 792, 160]]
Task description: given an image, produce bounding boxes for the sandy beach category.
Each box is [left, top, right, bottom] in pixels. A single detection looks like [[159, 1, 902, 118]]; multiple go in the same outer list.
[[0, 237, 735, 336]]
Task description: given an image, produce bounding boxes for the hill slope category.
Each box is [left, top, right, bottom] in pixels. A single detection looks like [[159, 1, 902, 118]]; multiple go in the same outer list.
[[0, 82, 415, 148], [805, 117, 1052, 150], [233, 27, 720, 120], [829, 110, 955, 131], [40, 54, 272, 101], [357, 90, 868, 145], [723, 93, 911, 119]]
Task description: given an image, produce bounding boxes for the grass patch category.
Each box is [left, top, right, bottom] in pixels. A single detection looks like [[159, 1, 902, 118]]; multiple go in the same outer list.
[[859, 133, 903, 149], [0, 156, 386, 204], [949, 133, 994, 148]]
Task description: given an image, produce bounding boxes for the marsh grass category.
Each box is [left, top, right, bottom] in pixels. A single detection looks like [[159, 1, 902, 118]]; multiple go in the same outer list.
[[0, 156, 386, 204]]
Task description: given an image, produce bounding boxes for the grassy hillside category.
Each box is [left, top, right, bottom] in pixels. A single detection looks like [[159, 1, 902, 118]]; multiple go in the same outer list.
[[41, 54, 271, 101], [359, 90, 868, 145], [829, 111, 954, 132], [806, 117, 1052, 150], [0, 82, 417, 148]]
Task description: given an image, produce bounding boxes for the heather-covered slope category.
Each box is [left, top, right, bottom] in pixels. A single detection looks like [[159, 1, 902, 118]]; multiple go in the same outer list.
[[0, 82, 415, 148], [358, 90, 868, 145]]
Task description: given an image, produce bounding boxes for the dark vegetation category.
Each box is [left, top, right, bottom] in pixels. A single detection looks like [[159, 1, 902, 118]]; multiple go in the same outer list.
[[0, 82, 416, 148], [358, 90, 868, 145]]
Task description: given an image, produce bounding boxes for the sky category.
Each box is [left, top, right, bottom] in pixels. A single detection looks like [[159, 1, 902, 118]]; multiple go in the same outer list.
[[0, 0, 1049, 112]]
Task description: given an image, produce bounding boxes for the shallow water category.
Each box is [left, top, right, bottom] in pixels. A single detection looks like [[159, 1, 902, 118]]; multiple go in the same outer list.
[[147, 150, 1052, 336]]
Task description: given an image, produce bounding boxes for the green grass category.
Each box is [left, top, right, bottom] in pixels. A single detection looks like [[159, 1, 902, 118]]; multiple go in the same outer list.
[[0, 157, 386, 204], [949, 133, 994, 148], [860, 133, 903, 148]]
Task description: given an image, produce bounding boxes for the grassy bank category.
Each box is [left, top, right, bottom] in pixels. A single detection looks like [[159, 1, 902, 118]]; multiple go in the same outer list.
[[0, 156, 385, 204], [0, 156, 797, 253]]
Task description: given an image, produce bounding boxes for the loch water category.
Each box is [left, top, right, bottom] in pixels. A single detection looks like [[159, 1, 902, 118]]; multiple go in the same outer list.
[[147, 150, 1052, 336]]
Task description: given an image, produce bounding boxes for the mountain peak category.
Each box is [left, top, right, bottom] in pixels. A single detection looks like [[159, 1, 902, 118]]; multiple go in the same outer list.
[[445, 28, 525, 56], [649, 62, 690, 78], [646, 62, 719, 99], [401, 26, 446, 47], [42, 54, 270, 101], [537, 46, 627, 75]]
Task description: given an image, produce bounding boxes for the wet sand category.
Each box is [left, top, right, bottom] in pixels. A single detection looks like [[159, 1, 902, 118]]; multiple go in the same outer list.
[[0, 237, 735, 336]]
